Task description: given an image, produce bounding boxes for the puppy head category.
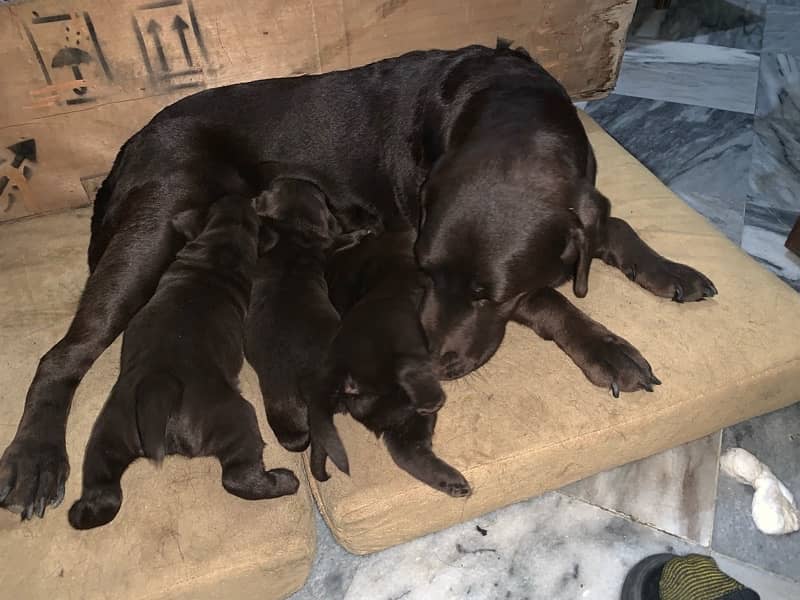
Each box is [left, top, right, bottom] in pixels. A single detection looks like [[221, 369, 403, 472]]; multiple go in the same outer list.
[[252, 177, 338, 248], [171, 196, 260, 266], [341, 356, 445, 427], [416, 149, 608, 379]]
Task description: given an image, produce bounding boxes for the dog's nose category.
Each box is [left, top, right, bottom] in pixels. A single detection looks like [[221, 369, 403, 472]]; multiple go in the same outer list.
[[441, 351, 458, 365]]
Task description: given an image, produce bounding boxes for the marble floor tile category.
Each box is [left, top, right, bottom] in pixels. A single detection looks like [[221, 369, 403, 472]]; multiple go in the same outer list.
[[631, 0, 765, 51], [682, 191, 747, 245], [585, 95, 751, 243], [562, 433, 722, 546], [749, 117, 800, 212], [763, 4, 800, 54], [290, 492, 800, 600], [756, 53, 800, 122], [713, 403, 800, 582], [741, 203, 800, 290], [613, 39, 760, 113]]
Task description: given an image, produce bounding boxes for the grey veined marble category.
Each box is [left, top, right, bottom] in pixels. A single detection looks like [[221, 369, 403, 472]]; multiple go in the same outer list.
[[586, 95, 752, 244], [563, 433, 722, 546], [613, 39, 759, 113]]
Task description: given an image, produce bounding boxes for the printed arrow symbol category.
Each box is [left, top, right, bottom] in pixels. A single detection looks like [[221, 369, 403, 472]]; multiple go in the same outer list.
[[8, 139, 36, 168], [146, 19, 169, 72], [172, 15, 193, 67], [0, 140, 36, 197]]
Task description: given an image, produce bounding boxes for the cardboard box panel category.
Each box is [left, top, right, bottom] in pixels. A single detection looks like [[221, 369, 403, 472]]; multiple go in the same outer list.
[[0, 0, 636, 221]]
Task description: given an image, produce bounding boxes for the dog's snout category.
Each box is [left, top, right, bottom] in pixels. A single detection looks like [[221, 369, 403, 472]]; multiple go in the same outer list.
[[441, 351, 458, 365], [438, 351, 469, 381]]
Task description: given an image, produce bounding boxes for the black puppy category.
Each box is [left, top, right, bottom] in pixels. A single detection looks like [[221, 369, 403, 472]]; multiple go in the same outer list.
[[244, 177, 368, 453], [68, 196, 299, 530], [309, 229, 471, 498]]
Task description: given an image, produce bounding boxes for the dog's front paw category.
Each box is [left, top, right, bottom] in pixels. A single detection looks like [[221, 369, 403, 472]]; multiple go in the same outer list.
[[575, 331, 660, 397], [0, 436, 69, 520], [632, 259, 717, 302], [68, 488, 122, 530]]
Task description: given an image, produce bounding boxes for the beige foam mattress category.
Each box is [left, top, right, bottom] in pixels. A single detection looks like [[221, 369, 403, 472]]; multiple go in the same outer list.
[[0, 211, 315, 600], [304, 112, 800, 554]]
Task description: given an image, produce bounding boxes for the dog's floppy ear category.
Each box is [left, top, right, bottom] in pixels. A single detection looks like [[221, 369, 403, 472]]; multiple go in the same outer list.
[[561, 184, 611, 298], [397, 359, 445, 415], [171, 208, 205, 242], [561, 223, 591, 299]]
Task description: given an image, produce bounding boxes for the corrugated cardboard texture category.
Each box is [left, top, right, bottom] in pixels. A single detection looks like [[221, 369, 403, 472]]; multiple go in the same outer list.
[[0, 211, 316, 600], [305, 111, 800, 555], [0, 0, 636, 222]]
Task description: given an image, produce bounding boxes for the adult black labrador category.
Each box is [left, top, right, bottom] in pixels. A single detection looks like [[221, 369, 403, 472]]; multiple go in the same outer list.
[[0, 42, 715, 519], [68, 196, 298, 529], [309, 229, 470, 497]]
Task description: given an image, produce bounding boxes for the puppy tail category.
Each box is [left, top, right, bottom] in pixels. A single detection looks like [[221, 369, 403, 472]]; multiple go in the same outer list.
[[308, 400, 350, 480], [135, 372, 182, 464]]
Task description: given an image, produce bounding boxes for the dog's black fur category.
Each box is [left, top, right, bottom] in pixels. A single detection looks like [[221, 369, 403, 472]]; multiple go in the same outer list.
[[1, 43, 715, 518], [244, 178, 368, 453], [309, 230, 471, 497], [67, 197, 298, 530]]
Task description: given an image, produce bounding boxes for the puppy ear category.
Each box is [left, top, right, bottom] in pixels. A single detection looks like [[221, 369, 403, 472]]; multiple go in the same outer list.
[[257, 225, 279, 256], [255, 178, 333, 243], [561, 224, 591, 299], [397, 360, 445, 415], [171, 209, 205, 242]]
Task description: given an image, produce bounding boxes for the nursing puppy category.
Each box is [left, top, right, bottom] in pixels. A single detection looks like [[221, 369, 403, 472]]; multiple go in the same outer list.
[[309, 230, 471, 498], [68, 196, 299, 530], [244, 178, 368, 453]]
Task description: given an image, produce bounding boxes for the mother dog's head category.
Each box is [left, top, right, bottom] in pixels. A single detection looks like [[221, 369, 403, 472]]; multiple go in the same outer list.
[[416, 135, 609, 380]]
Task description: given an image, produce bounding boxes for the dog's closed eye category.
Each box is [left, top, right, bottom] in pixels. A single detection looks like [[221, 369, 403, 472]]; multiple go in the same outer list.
[[470, 283, 491, 307]]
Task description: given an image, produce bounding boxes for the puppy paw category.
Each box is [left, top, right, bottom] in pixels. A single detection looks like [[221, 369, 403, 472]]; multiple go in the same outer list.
[[441, 478, 472, 498], [0, 436, 69, 520], [632, 259, 717, 302], [575, 331, 660, 396], [433, 465, 472, 498], [68, 489, 122, 530], [274, 429, 310, 453], [223, 466, 300, 500]]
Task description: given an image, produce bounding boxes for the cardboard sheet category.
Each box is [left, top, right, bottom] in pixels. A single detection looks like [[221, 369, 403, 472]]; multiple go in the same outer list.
[[0, 0, 636, 221]]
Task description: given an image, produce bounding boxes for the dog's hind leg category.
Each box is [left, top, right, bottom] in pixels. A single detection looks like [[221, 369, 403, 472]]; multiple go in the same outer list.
[[596, 216, 717, 302], [206, 392, 300, 500], [383, 414, 471, 498], [515, 288, 660, 396], [0, 180, 214, 519], [68, 386, 141, 530]]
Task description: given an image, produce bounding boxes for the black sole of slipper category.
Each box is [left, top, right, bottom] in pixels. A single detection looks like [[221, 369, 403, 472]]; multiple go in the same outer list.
[[621, 553, 678, 600]]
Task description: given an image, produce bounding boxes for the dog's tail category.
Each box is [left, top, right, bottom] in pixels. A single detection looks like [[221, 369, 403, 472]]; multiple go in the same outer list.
[[134, 372, 182, 463]]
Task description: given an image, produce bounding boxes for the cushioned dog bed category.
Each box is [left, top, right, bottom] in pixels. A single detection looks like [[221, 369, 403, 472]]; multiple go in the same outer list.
[[304, 111, 800, 554], [0, 211, 315, 599]]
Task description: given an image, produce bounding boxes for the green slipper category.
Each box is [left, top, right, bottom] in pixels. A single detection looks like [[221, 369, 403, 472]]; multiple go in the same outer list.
[[621, 553, 760, 600]]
